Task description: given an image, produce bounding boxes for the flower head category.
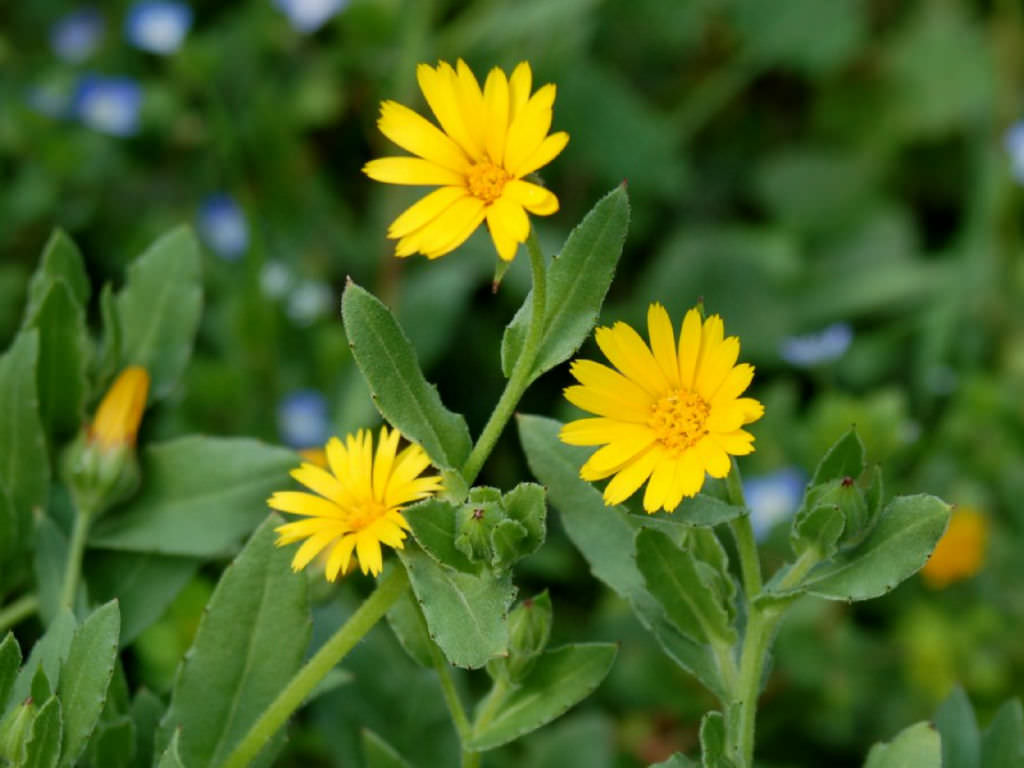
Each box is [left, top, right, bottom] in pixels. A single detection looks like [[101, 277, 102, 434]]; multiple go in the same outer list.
[[51, 8, 104, 63], [268, 426, 442, 578], [274, 0, 347, 33], [920, 506, 988, 589], [1005, 120, 1024, 185], [90, 366, 150, 451], [277, 390, 329, 448], [72, 76, 143, 137], [745, 468, 805, 540], [364, 60, 568, 262], [197, 194, 249, 260], [779, 323, 852, 367], [125, 1, 192, 55], [560, 304, 764, 513]]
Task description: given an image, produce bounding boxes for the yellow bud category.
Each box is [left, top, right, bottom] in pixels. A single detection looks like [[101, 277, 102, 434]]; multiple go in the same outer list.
[[89, 366, 150, 451], [920, 506, 988, 589]]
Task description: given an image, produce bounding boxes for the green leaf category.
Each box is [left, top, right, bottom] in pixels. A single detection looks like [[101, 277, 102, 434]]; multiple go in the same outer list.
[[95, 284, 122, 387], [791, 503, 845, 560], [155, 730, 185, 768], [31, 664, 52, 703], [399, 544, 514, 669], [981, 699, 1024, 768], [22, 695, 62, 768], [33, 513, 68, 627], [9, 609, 75, 715], [0, 632, 21, 712], [517, 414, 726, 698], [85, 715, 135, 768], [501, 186, 630, 382], [58, 600, 120, 767], [23, 230, 90, 321], [341, 281, 471, 470], [635, 529, 736, 646], [788, 495, 951, 601], [0, 330, 49, 563], [89, 436, 298, 556], [85, 551, 199, 645], [129, 688, 165, 768], [386, 589, 434, 668], [934, 686, 980, 768], [501, 482, 546, 556], [467, 643, 617, 750], [811, 428, 865, 485], [699, 711, 735, 768], [651, 755, 701, 768], [363, 729, 414, 768], [25, 280, 90, 439], [404, 498, 476, 573], [863, 721, 941, 768], [155, 514, 311, 767], [115, 226, 202, 401]]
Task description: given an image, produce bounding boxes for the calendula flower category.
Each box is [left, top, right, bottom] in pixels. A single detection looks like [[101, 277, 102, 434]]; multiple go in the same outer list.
[[363, 59, 568, 262], [560, 304, 764, 513], [268, 426, 442, 579], [920, 506, 988, 589], [90, 366, 150, 450]]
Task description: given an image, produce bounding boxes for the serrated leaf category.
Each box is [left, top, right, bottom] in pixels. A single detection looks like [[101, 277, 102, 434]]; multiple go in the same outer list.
[[385, 589, 434, 668], [341, 281, 471, 470], [86, 714, 135, 768], [58, 600, 120, 767], [155, 730, 185, 768], [399, 544, 514, 669], [85, 551, 199, 646], [517, 414, 727, 699], [115, 226, 202, 401], [467, 643, 617, 750], [934, 686, 980, 768], [636, 529, 736, 646], [501, 186, 630, 382], [363, 729, 414, 768], [863, 721, 941, 768], [404, 498, 476, 573], [25, 280, 90, 438], [789, 495, 950, 601], [811, 428, 865, 485], [0, 331, 49, 564], [33, 513, 67, 627], [89, 437, 298, 556], [0, 633, 21, 712], [23, 695, 62, 768], [23, 230, 90, 321], [981, 699, 1024, 768], [9, 609, 75, 715], [155, 515, 311, 767]]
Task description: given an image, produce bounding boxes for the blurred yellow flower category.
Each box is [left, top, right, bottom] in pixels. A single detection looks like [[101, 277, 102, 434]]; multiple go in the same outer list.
[[89, 366, 150, 450], [363, 59, 568, 262], [298, 447, 328, 468], [268, 426, 442, 579], [560, 304, 764, 513], [920, 506, 988, 589]]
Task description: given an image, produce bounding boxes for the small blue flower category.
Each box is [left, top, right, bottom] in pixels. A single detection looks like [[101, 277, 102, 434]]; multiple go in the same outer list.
[[260, 261, 294, 299], [287, 281, 334, 326], [1004, 121, 1024, 185], [198, 194, 249, 260], [274, 0, 347, 33], [779, 323, 853, 368], [51, 8, 104, 63], [278, 390, 330, 448], [744, 469, 806, 540], [72, 76, 142, 137], [125, 1, 193, 54]]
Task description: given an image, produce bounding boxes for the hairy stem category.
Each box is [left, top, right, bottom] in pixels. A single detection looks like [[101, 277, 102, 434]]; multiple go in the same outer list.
[[60, 507, 94, 610]]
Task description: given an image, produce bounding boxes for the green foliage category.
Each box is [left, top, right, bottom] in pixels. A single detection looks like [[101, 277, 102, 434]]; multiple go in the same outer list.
[[362, 729, 414, 768], [385, 589, 434, 669], [22, 695, 62, 768], [342, 281, 472, 472], [23, 231, 90, 321], [9, 611, 75, 714], [0, 634, 20, 712], [699, 711, 734, 768], [156, 515, 310, 767], [934, 687, 980, 768], [862, 722, 940, 768], [980, 700, 1024, 768]]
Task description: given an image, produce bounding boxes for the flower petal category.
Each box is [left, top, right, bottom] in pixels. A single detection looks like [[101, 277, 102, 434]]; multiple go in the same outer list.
[[363, 157, 464, 187], [580, 430, 658, 481], [647, 303, 679, 388], [356, 532, 384, 576], [602, 447, 661, 506], [643, 455, 676, 513], [325, 535, 358, 581], [505, 83, 556, 176], [372, 426, 401, 501], [508, 61, 532, 123], [417, 61, 481, 158], [483, 66, 510, 164], [711, 363, 755, 407], [267, 491, 342, 518], [515, 131, 569, 178], [291, 527, 340, 571], [677, 308, 703, 389], [564, 384, 652, 423], [503, 179, 559, 215], [696, 336, 740, 400], [595, 323, 670, 396], [387, 187, 467, 240], [377, 100, 470, 172]]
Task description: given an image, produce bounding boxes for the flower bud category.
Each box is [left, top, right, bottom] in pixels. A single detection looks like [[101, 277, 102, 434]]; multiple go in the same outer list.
[[454, 487, 503, 564], [506, 591, 552, 676]]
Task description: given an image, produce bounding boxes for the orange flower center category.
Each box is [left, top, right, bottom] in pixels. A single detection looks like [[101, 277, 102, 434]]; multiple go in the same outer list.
[[467, 161, 510, 203], [345, 499, 389, 532], [649, 389, 710, 456]]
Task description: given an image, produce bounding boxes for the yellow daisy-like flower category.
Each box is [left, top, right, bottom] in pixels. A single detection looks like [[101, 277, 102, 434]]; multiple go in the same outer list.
[[560, 304, 764, 514], [920, 506, 988, 589], [363, 59, 568, 262], [268, 426, 442, 579]]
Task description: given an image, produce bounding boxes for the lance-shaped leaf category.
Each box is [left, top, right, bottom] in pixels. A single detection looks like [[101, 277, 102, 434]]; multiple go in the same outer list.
[[0, 331, 49, 564], [934, 686, 980, 768], [58, 600, 120, 767], [466, 643, 617, 750], [501, 186, 630, 382], [23, 229, 90, 321], [517, 414, 727, 699], [342, 281, 471, 471], [863, 722, 941, 768], [115, 226, 202, 401], [155, 515, 310, 767], [9, 609, 75, 714], [981, 699, 1024, 768], [363, 729, 414, 768], [0, 633, 21, 712], [399, 544, 514, 669], [130, 688, 165, 768], [811, 428, 865, 485], [85, 715, 135, 768], [155, 731, 186, 768], [23, 695, 62, 768], [89, 437, 298, 556], [33, 513, 68, 627]]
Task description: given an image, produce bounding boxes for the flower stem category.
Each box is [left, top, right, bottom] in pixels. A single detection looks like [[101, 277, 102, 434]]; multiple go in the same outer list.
[[460, 229, 548, 486], [0, 594, 39, 634], [428, 634, 477, 767], [724, 459, 762, 599], [219, 565, 409, 768], [732, 606, 775, 767], [60, 507, 94, 610]]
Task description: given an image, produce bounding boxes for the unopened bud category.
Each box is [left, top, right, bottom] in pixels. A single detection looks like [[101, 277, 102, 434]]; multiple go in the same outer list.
[[505, 591, 552, 681]]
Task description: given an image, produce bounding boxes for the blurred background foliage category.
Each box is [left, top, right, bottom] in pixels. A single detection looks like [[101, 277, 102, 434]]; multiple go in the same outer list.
[[3, 0, 1024, 765]]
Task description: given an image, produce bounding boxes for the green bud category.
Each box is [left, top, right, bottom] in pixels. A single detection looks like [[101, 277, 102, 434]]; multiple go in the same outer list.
[[487, 591, 553, 683], [61, 429, 141, 518], [0, 698, 36, 764], [454, 494, 503, 563]]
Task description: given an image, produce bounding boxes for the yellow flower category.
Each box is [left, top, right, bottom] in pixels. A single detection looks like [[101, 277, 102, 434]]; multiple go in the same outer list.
[[89, 366, 150, 450], [297, 447, 328, 468], [268, 426, 442, 579], [920, 506, 988, 589], [363, 59, 568, 262], [560, 304, 764, 513]]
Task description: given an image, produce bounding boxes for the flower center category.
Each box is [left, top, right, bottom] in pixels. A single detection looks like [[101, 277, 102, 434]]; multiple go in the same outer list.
[[346, 499, 388, 531], [648, 389, 710, 456], [467, 161, 510, 203]]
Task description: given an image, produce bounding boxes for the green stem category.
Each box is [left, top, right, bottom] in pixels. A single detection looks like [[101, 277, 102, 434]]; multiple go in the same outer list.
[[732, 607, 775, 767], [460, 229, 548, 486], [724, 459, 762, 599], [428, 637, 476, 767], [219, 566, 409, 768], [60, 508, 94, 610], [472, 676, 509, 736], [0, 594, 39, 633]]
